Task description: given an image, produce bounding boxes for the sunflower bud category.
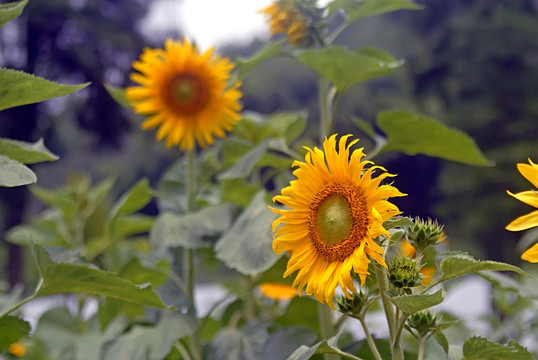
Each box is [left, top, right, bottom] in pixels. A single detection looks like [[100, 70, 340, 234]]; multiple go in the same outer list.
[[336, 291, 369, 316], [389, 255, 422, 289], [407, 217, 445, 251], [407, 311, 440, 337]]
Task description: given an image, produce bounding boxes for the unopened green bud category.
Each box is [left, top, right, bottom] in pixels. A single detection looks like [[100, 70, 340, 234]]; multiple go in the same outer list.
[[336, 291, 368, 316], [389, 255, 422, 289], [407, 311, 440, 336], [407, 217, 445, 251]]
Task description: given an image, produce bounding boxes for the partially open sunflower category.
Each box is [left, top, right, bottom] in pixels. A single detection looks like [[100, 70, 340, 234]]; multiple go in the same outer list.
[[126, 38, 242, 151], [271, 135, 406, 307]]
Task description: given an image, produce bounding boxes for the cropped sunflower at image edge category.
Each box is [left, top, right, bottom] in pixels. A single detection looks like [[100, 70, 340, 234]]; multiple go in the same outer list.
[[126, 38, 243, 151], [270, 135, 406, 307], [506, 158, 538, 263]]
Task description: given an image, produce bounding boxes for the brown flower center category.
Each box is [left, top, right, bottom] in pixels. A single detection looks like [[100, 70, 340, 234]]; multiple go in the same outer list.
[[165, 73, 209, 116], [308, 182, 369, 262]]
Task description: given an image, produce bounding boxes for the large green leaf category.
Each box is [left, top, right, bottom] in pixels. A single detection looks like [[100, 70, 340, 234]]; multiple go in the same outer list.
[[295, 46, 403, 93], [0, 68, 89, 111], [32, 245, 169, 309], [209, 327, 262, 360], [436, 253, 529, 284], [0, 154, 36, 187], [103, 313, 196, 360], [462, 337, 532, 360], [390, 289, 444, 316], [288, 330, 362, 360], [0, 0, 27, 28], [261, 327, 317, 360], [218, 140, 269, 180], [0, 138, 58, 164], [0, 316, 31, 351], [150, 203, 237, 249], [236, 40, 284, 80], [109, 178, 152, 221], [215, 191, 279, 275], [328, 0, 422, 22], [377, 111, 492, 166]]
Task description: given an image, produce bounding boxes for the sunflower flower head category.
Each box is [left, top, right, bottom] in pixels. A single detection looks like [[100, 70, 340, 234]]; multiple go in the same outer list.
[[388, 254, 423, 290], [8, 343, 26, 358], [259, 282, 298, 301], [260, 0, 320, 46], [407, 311, 441, 337], [406, 217, 445, 252], [126, 38, 243, 151], [271, 135, 406, 307], [506, 158, 538, 263]]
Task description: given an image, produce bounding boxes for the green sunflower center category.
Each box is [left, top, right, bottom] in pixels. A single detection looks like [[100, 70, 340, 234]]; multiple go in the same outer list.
[[315, 195, 353, 246], [167, 73, 209, 115], [308, 182, 370, 262]]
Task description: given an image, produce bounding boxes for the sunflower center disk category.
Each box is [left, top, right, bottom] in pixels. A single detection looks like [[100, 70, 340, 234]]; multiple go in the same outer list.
[[167, 74, 208, 115], [315, 195, 353, 246], [171, 75, 199, 104]]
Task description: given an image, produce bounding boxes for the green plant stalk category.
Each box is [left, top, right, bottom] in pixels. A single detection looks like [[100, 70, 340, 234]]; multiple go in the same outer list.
[[358, 315, 383, 360], [375, 264, 404, 360], [319, 77, 332, 143], [185, 149, 202, 360], [317, 302, 338, 360], [243, 276, 255, 322], [417, 337, 426, 360]]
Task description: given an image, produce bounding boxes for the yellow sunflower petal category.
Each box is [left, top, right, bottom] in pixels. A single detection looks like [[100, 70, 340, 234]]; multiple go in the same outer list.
[[517, 159, 538, 189], [521, 242, 538, 263], [507, 190, 538, 208], [506, 210, 538, 231]]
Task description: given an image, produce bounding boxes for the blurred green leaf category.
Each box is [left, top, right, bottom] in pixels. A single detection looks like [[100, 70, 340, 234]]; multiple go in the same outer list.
[[352, 116, 377, 140], [151, 203, 237, 249], [276, 297, 319, 335], [111, 214, 154, 239], [109, 178, 152, 221], [210, 323, 268, 360], [288, 330, 361, 360], [215, 191, 279, 275], [295, 46, 403, 93], [222, 179, 260, 207], [0, 316, 30, 351], [104, 83, 131, 108], [6, 210, 66, 247], [218, 141, 269, 180], [261, 327, 317, 360], [0, 138, 58, 164], [104, 314, 196, 360], [32, 245, 169, 309], [328, 0, 422, 22], [433, 330, 449, 355], [0, 154, 36, 187], [462, 337, 532, 360], [377, 111, 492, 166], [0, 0, 28, 28], [0, 68, 89, 111], [437, 254, 530, 284], [269, 111, 307, 143], [390, 289, 444, 316], [236, 40, 284, 80]]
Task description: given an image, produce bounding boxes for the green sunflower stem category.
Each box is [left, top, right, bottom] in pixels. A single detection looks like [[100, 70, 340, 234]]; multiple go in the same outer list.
[[358, 315, 383, 360], [319, 77, 332, 143], [185, 149, 202, 360], [317, 303, 338, 360], [375, 264, 404, 360]]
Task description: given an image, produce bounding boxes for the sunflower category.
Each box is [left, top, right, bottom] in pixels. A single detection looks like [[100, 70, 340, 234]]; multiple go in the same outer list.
[[271, 135, 406, 306], [260, 0, 309, 46], [126, 38, 242, 151], [8, 343, 26, 357], [506, 158, 538, 263], [259, 282, 298, 301]]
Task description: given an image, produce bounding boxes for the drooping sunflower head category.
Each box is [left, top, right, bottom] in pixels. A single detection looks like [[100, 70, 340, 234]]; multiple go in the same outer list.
[[260, 0, 312, 46], [506, 158, 538, 263], [126, 38, 243, 151], [271, 135, 406, 307]]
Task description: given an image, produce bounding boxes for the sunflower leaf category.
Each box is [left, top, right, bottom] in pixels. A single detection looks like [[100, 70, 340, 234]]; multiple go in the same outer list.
[[0, 0, 27, 28], [433, 330, 449, 355], [287, 330, 363, 360], [437, 255, 531, 284], [0, 316, 31, 351], [236, 40, 284, 80], [0, 68, 89, 111], [328, 0, 422, 22], [104, 83, 132, 108], [294, 46, 403, 93], [462, 337, 532, 360], [151, 203, 238, 249], [215, 191, 279, 276], [109, 178, 152, 222], [376, 110, 492, 166], [0, 154, 36, 187], [0, 138, 58, 164], [218, 140, 269, 180], [390, 289, 444, 316], [32, 244, 169, 309]]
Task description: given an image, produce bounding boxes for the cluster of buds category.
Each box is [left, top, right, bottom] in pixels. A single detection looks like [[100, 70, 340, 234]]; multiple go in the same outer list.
[[388, 254, 423, 290], [406, 217, 445, 252], [336, 291, 370, 317], [407, 311, 441, 337]]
